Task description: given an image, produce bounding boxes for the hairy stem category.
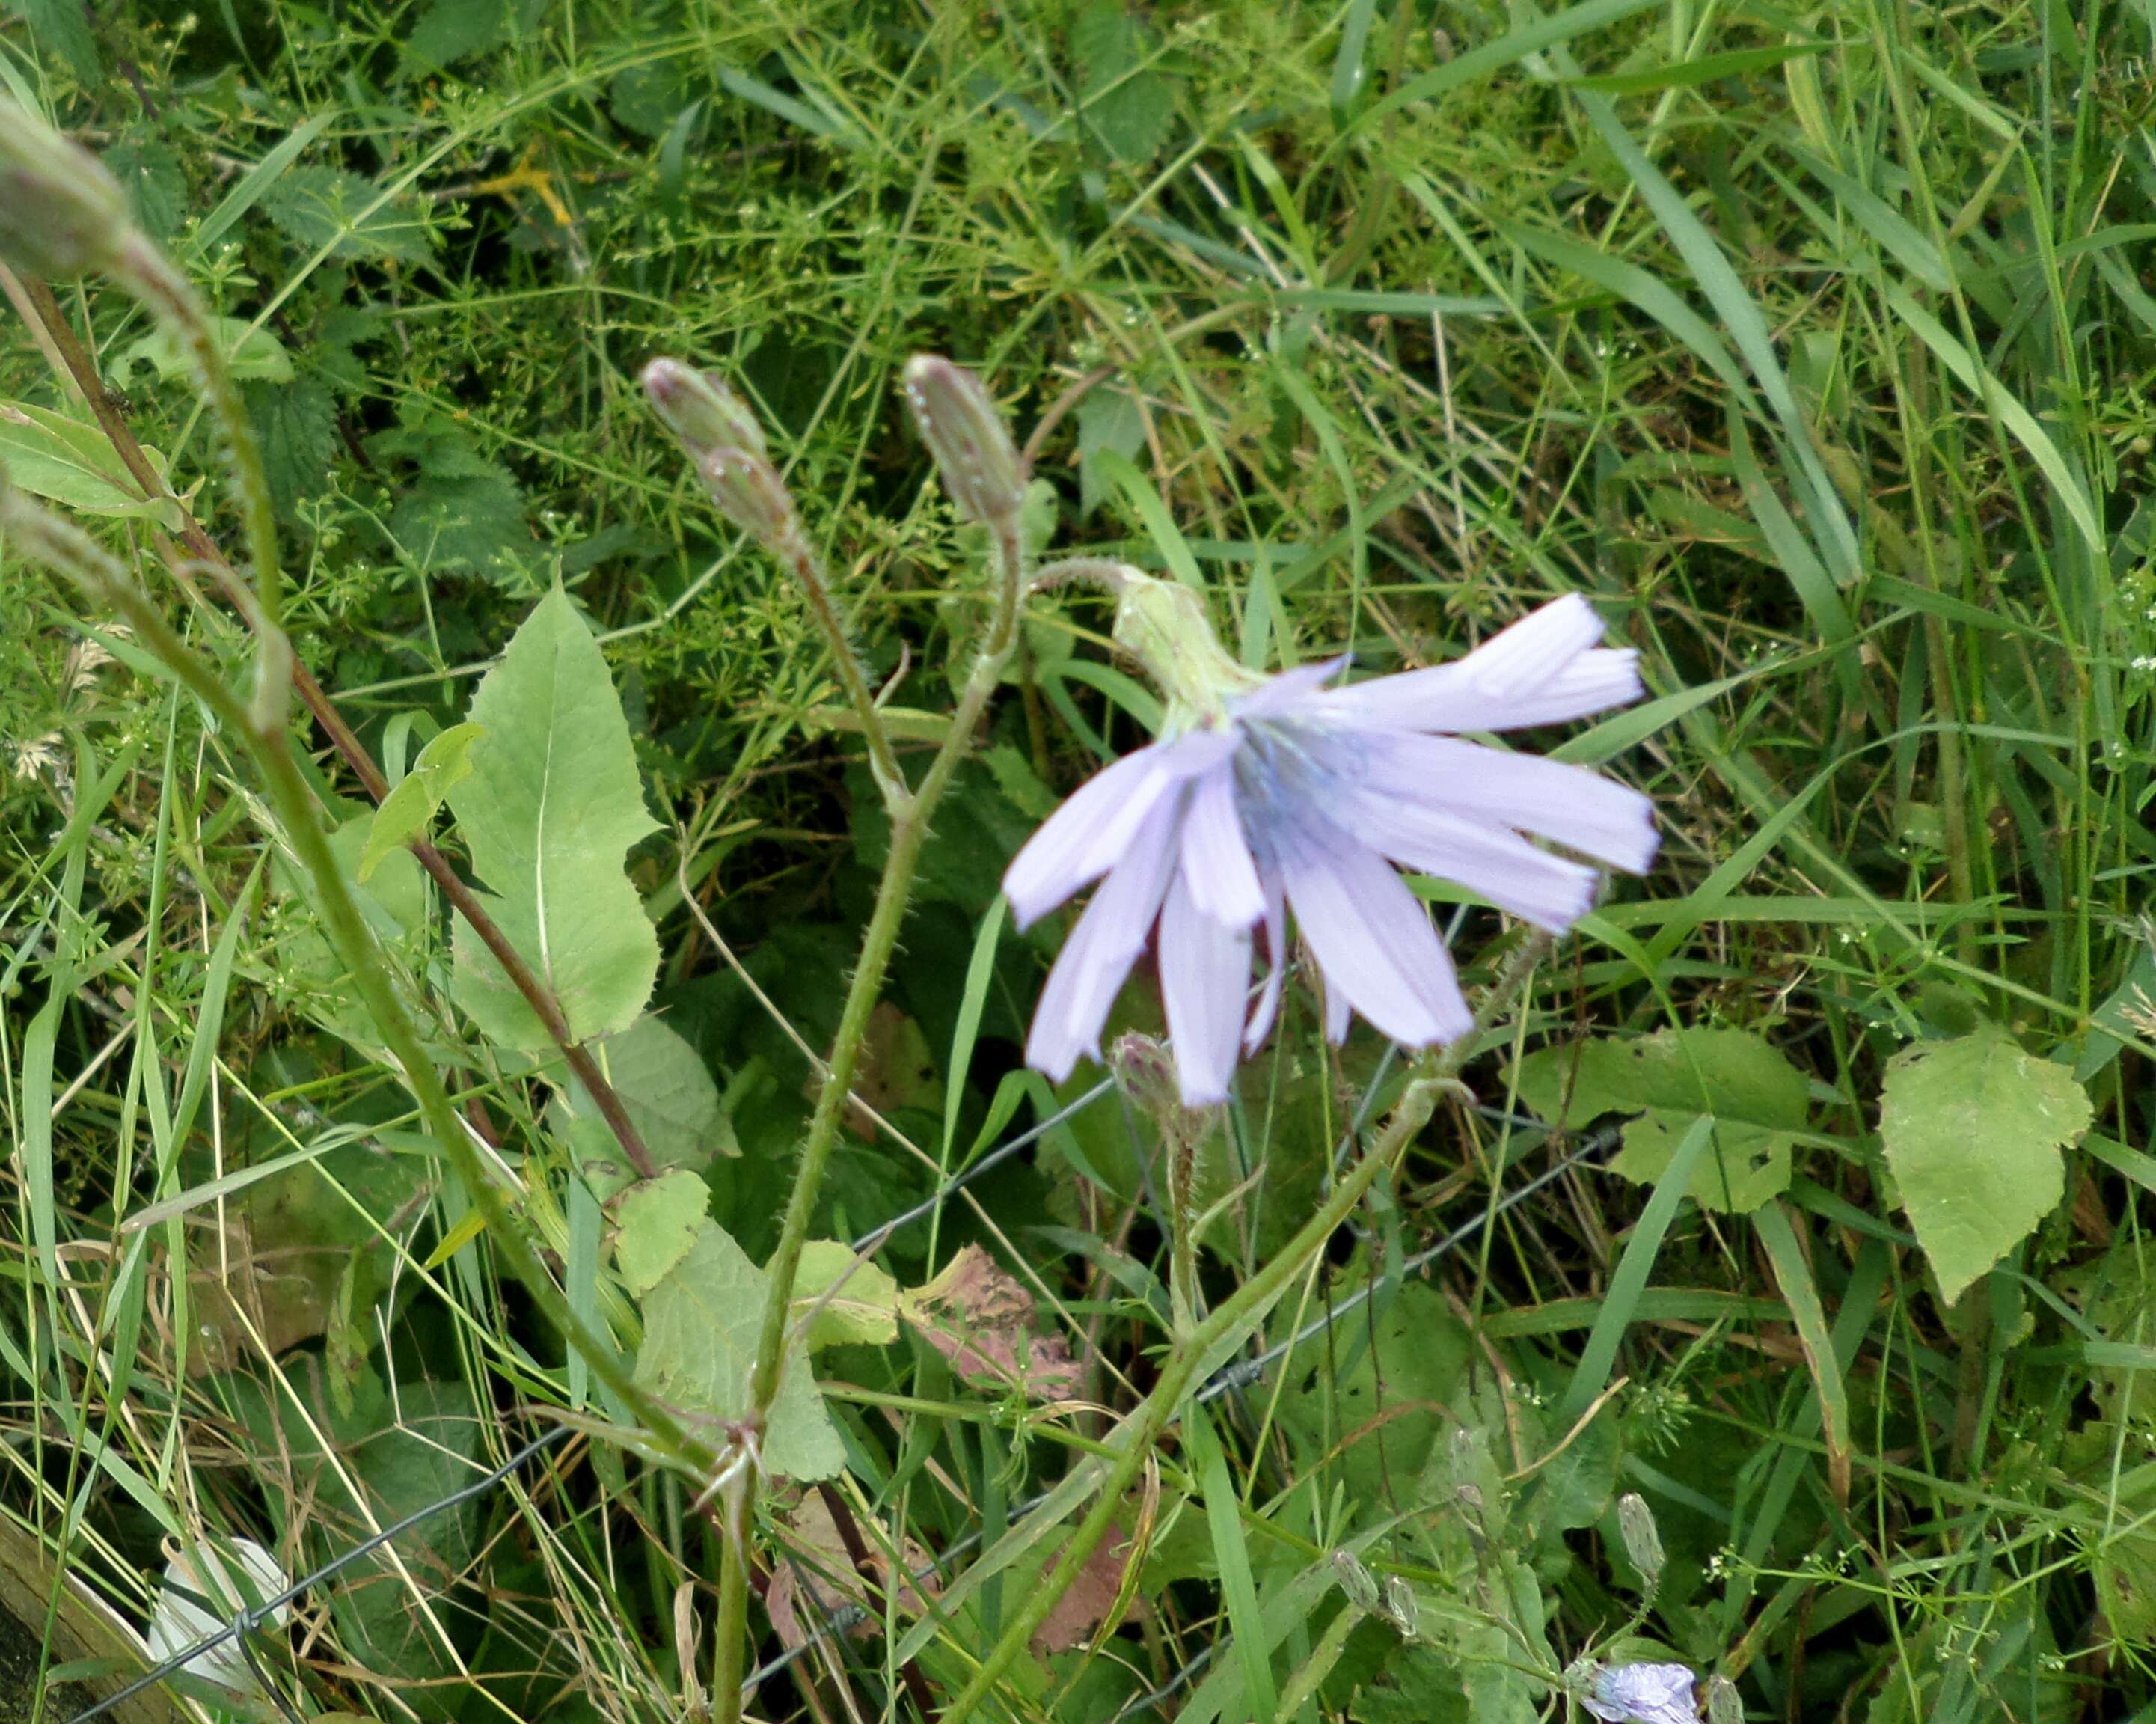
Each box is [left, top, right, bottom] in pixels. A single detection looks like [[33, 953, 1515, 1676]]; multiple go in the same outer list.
[[710, 518, 1029, 1723], [8, 272, 662, 1184], [940, 934, 1551, 1723], [111, 235, 283, 642], [778, 525, 910, 811]]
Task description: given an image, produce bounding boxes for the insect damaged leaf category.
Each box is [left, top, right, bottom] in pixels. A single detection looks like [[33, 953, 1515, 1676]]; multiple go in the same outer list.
[[898, 1244, 1081, 1400]]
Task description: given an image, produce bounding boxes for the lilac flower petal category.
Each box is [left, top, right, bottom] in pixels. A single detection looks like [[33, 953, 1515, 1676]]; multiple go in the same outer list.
[[1024, 788, 1186, 1080], [1583, 1662, 1699, 1724], [1335, 790, 1599, 931], [1347, 732, 1658, 874], [1180, 765, 1264, 928], [1159, 875, 1252, 1104], [1229, 655, 1348, 722], [1004, 730, 1234, 928], [1321, 594, 1641, 734], [1243, 869, 1289, 1054], [1278, 830, 1471, 1047]]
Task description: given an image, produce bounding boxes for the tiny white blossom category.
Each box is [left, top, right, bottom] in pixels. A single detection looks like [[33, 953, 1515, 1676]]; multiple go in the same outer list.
[[1004, 581, 1657, 1102], [1579, 1660, 1700, 1723]]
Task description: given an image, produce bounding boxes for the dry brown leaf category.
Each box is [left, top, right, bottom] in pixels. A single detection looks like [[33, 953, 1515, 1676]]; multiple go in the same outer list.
[[898, 1244, 1082, 1401], [763, 1492, 934, 1651], [1032, 1526, 1138, 1654]]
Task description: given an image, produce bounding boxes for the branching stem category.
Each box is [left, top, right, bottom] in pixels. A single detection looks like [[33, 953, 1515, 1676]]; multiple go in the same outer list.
[[708, 515, 1030, 1723], [937, 933, 1551, 1723], [6, 269, 663, 1185]]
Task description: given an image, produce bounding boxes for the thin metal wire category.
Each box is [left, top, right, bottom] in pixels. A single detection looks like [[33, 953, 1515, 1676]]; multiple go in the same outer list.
[[738, 1127, 1618, 1700], [62, 1425, 570, 1724], [69, 1019, 1604, 1720]]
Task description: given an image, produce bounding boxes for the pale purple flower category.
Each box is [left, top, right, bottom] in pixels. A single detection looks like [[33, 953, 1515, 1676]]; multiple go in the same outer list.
[[1578, 1660, 1700, 1724], [1004, 589, 1657, 1103]]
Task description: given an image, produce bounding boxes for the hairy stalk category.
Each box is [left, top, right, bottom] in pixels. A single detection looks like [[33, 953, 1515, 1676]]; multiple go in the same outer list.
[[940, 933, 1552, 1723], [709, 518, 1029, 1722], [7, 272, 662, 1185], [777, 524, 910, 811], [0, 491, 696, 1463], [109, 234, 283, 641]]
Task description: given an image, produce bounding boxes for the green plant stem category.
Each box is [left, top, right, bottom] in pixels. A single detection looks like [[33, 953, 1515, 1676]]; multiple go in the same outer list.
[[939, 933, 1550, 1724], [708, 517, 1029, 1723], [113, 233, 283, 643], [778, 525, 910, 811], [0, 490, 696, 1464]]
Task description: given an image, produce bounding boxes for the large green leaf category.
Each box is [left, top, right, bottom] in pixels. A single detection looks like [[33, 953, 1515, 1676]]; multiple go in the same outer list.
[[635, 1218, 846, 1479], [1513, 1026, 1807, 1213], [446, 590, 660, 1048], [1878, 1028, 2092, 1303]]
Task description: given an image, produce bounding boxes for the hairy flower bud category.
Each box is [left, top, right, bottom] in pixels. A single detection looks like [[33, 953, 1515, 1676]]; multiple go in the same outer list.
[[696, 445, 800, 553], [0, 99, 131, 278], [641, 358, 768, 462], [901, 355, 1026, 525], [1706, 1675, 1742, 1724], [1617, 1491, 1665, 1591]]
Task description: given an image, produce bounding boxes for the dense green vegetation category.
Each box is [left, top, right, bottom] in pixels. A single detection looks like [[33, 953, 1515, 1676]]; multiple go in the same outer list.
[[4, 0, 2156, 1721]]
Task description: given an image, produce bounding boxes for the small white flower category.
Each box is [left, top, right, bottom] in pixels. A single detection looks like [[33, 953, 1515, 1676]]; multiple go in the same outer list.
[[1004, 583, 1657, 1102], [1578, 1660, 1700, 1723]]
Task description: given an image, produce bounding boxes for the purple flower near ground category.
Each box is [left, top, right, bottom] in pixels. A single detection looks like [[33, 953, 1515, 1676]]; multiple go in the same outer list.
[[1578, 1661, 1700, 1724], [1004, 587, 1658, 1103]]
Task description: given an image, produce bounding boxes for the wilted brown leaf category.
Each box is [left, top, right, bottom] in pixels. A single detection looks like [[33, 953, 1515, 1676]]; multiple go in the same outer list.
[[763, 1492, 934, 1651], [1032, 1526, 1137, 1654], [898, 1244, 1082, 1401]]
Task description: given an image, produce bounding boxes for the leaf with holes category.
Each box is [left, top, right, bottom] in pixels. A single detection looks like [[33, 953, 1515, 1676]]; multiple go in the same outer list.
[[444, 590, 660, 1048]]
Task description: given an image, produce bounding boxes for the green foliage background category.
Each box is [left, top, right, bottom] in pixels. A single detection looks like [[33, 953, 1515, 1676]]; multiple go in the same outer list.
[[4, 0, 2156, 1720]]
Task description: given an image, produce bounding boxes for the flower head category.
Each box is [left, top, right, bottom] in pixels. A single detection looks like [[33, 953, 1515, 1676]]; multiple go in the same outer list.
[[1004, 575, 1656, 1103], [1575, 1660, 1700, 1724]]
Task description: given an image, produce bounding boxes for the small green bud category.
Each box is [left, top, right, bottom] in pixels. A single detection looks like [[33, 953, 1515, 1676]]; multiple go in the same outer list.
[[696, 446, 800, 552], [0, 99, 131, 278], [901, 355, 1026, 525], [1706, 1674, 1743, 1724], [1110, 566, 1265, 728], [1617, 1491, 1665, 1590], [641, 358, 768, 462]]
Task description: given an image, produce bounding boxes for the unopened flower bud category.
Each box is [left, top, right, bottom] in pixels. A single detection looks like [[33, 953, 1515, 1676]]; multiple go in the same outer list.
[[901, 355, 1026, 525], [696, 445, 800, 553], [1617, 1491, 1665, 1590], [0, 100, 132, 279], [641, 359, 768, 462], [1706, 1675, 1743, 1724]]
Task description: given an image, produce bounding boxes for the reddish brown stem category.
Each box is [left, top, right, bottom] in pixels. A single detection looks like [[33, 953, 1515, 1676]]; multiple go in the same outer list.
[[13, 273, 660, 1183], [812, 1482, 941, 1724]]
